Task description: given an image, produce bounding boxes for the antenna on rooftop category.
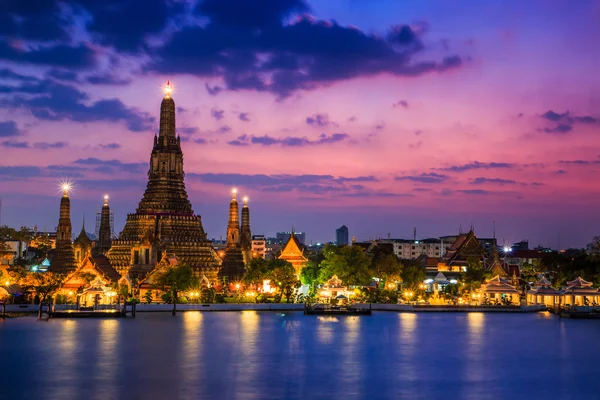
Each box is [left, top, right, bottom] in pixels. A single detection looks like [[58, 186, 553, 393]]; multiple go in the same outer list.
[[413, 227, 416, 241]]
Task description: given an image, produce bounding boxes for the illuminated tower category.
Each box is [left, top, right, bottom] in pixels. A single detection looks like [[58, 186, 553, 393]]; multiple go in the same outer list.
[[94, 194, 112, 255], [49, 183, 77, 273], [240, 196, 252, 261], [107, 82, 219, 281], [226, 189, 240, 248], [219, 189, 246, 285]]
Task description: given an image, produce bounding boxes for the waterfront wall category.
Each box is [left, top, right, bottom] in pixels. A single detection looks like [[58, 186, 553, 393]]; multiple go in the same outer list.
[[5, 303, 546, 313]]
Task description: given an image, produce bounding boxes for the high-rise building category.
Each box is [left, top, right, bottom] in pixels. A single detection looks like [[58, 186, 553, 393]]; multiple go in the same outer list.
[[49, 184, 77, 273], [107, 82, 219, 282], [336, 225, 349, 246], [277, 231, 305, 245]]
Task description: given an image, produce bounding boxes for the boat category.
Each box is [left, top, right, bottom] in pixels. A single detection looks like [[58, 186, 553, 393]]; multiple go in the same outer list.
[[304, 303, 372, 315]]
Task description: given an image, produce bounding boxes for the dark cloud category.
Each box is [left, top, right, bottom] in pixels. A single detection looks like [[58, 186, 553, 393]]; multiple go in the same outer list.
[[238, 112, 250, 122], [46, 69, 78, 81], [99, 143, 121, 150], [194, 138, 207, 144], [227, 134, 249, 146], [0, 42, 96, 69], [33, 142, 68, 150], [0, 68, 38, 82], [241, 132, 349, 147], [211, 108, 225, 120], [86, 74, 132, 85], [393, 100, 409, 109], [0, 164, 84, 179], [306, 113, 334, 127], [1, 140, 28, 148], [555, 169, 567, 174], [217, 125, 231, 134], [1, 80, 154, 132], [149, 0, 463, 98], [470, 177, 516, 185], [205, 83, 223, 96], [0, 166, 43, 178], [559, 159, 600, 165], [341, 192, 413, 198], [1, 0, 69, 42], [543, 124, 572, 134], [439, 161, 515, 172], [73, 0, 185, 52], [75, 179, 144, 191], [0, 120, 20, 137], [179, 127, 199, 135], [73, 157, 146, 174], [457, 189, 491, 195], [334, 176, 378, 183], [395, 172, 448, 183], [540, 110, 597, 134]]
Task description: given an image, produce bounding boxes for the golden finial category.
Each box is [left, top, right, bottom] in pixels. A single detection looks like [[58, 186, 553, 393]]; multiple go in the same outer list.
[[231, 187, 238, 199], [60, 180, 73, 196], [163, 80, 173, 98], [103, 194, 109, 206], [243, 196, 248, 205]]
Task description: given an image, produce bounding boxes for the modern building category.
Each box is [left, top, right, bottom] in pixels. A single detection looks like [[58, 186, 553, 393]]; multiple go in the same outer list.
[[251, 235, 266, 259], [277, 231, 306, 245], [360, 238, 452, 259], [335, 225, 349, 246]]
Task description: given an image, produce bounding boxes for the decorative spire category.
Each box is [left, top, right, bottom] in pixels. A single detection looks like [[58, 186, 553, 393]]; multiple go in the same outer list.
[[103, 194, 109, 206], [240, 195, 251, 251], [226, 189, 240, 248], [159, 81, 176, 138]]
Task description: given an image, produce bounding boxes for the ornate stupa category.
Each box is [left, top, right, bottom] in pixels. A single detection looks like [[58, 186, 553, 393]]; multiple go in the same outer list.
[[240, 196, 252, 262], [73, 217, 92, 264], [107, 82, 219, 281], [93, 194, 112, 255], [49, 183, 77, 273], [218, 189, 246, 284]]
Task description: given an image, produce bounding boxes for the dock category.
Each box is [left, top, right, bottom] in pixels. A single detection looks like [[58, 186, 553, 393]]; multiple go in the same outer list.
[[556, 306, 600, 319], [304, 303, 372, 315]]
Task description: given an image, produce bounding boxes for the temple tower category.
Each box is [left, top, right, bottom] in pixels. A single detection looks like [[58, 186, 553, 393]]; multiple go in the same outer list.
[[240, 196, 252, 261], [226, 189, 240, 247], [73, 218, 92, 264], [219, 190, 246, 285], [94, 194, 112, 255], [107, 82, 219, 281], [50, 184, 77, 273]]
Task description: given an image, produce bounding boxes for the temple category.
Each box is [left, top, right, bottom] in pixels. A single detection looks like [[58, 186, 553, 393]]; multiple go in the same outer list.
[[218, 189, 246, 284], [107, 82, 219, 285], [73, 218, 92, 265], [279, 229, 308, 275], [49, 184, 77, 273]]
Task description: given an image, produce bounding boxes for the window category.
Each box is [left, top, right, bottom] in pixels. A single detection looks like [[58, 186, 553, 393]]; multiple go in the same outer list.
[[134, 250, 139, 264], [145, 248, 150, 264]]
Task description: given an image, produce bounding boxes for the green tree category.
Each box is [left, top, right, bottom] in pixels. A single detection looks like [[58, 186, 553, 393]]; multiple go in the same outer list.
[[373, 254, 403, 288], [144, 290, 154, 304], [268, 259, 300, 303], [300, 260, 322, 287], [151, 265, 196, 315], [461, 257, 489, 291], [318, 244, 372, 285], [243, 257, 270, 285], [20, 272, 64, 318], [400, 262, 426, 290]]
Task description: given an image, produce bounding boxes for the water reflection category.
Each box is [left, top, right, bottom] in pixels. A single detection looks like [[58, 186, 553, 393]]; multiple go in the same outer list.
[[341, 317, 362, 397], [180, 312, 203, 398], [398, 313, 417, 390]]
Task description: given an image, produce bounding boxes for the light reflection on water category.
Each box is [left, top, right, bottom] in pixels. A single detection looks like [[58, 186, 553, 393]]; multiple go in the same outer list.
[[1, 312, 600, 400]]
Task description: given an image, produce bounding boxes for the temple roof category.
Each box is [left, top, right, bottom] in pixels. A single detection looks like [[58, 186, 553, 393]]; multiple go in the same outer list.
[[566, 276, 593, 288], [74, 222, 92, 248]]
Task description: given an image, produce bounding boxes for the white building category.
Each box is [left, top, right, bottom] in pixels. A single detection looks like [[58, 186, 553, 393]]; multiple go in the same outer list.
[[251, 235, 266, 259], [376, 238, 453, 259]]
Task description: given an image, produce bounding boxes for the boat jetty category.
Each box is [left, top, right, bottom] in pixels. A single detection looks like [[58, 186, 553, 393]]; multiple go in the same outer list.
[[304, 303, 372, 316]]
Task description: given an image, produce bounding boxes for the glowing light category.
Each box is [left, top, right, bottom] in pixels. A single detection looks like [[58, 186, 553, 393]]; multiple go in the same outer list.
[[231, 187, 238, 197], [4, 280, 9, 286], [163, 80, 173, 97], [503, 246, 511, 253], [68, 291, 73, 296], [243, 196, 248, 204], [450, 279, 458, 284], [59, 180, 73, 196], [104, 194, 109, 200]]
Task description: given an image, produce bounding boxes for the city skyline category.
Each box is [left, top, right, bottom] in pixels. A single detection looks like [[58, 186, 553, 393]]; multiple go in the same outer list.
[[1, 1, 599, 247]]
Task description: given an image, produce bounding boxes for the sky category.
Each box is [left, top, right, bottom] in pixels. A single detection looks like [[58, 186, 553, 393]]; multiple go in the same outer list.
[[0, 0, 599, 248]]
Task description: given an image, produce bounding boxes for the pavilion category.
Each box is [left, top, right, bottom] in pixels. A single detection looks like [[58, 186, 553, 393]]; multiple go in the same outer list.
[[526, 276, 561, 308], [479, 275, 520, 305], [561, 277, 600, 307]]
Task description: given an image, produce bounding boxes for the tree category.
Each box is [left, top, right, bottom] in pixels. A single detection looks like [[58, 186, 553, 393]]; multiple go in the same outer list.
[[268, 259, 300, 303], [318, 244, 372, 285], [243, 257, 270, 285], [300, 260, 322, 287], [151, 264, 196, 315], [400, 262, 426, 290], [373, 254, 403, 288], [461, 257, 489, 291], [20, 272, 64, 318], [144, 290, 154, 304]]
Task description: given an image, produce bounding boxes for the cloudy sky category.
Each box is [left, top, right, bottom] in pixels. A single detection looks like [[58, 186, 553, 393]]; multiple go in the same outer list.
[[1, 0, 599, 248]]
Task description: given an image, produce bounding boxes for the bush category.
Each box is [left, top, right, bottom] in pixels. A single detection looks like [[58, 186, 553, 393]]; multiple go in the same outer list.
[[255, 293, 267, 303], [161, 292, 173, 304], [177, 296, 188, 304]]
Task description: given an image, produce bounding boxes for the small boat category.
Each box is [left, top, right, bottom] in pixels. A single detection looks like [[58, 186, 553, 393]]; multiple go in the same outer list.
[[304, 303, 372, 315]]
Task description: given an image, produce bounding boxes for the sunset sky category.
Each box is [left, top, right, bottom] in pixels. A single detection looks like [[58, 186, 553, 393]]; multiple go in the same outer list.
[[1, 0, 599, 248]]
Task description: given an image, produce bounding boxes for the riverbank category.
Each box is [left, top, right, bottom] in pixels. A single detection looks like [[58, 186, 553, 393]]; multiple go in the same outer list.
[[3, 303, 546, 313]]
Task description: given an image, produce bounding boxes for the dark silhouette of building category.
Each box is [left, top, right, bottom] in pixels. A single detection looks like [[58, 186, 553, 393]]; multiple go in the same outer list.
[[219, 190, 246, 284], [93, 195, 112, 255], [49, 185, 77, 273], [336, 225, 349, 246]]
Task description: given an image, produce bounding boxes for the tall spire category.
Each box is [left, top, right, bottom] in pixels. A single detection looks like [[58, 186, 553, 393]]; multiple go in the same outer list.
[[240, 195, 251, 252], [159, 81, 176, 138], [94, 194, 112, 255], [50, 183, 77, 273], [226, 188, 240, 248]]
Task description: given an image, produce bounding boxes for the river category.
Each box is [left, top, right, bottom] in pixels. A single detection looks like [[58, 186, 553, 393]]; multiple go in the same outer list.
[[1, 311, 598, 399]]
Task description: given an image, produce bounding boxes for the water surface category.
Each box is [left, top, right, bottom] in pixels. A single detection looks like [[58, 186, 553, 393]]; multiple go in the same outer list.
[[1, 312, 598, 399]]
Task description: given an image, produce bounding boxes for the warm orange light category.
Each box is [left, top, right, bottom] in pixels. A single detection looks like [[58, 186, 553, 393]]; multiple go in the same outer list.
[[60, 180, 73, 196], [164, 80, 173, 97]]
